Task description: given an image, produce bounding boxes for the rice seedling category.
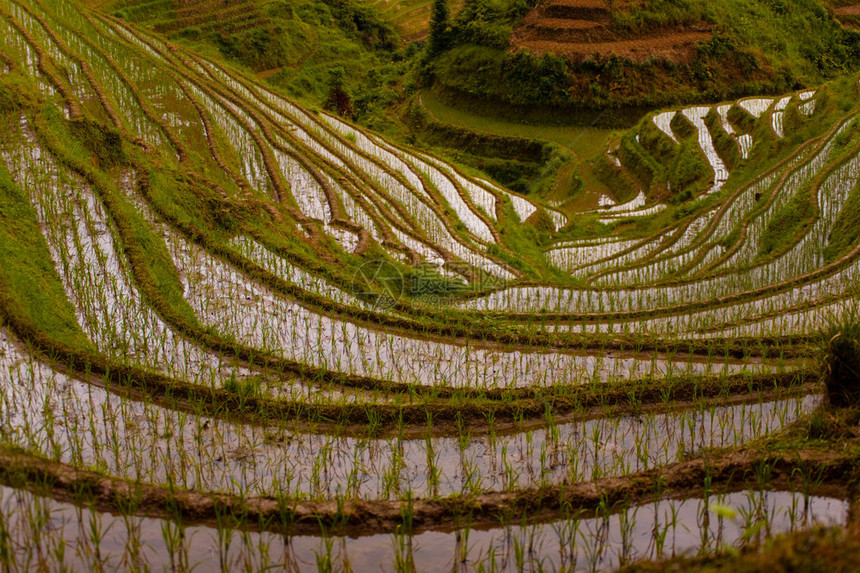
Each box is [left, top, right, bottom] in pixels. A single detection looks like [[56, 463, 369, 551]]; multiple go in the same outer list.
[[0, 0, 859, 568]]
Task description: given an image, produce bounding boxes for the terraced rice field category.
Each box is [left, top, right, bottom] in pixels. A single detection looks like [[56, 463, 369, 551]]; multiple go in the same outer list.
[[833, 2, 860, 30], [111, 0, 264, 37], [511, 0, 712, 63], [0, 0, 860, 569], [370, 0, 464, 42]]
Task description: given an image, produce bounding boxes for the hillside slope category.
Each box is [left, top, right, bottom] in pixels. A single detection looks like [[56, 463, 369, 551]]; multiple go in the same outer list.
[[2, 0, 860, 569], [511, 0, 712, 63], [100, 0, 402, 108], [431, 0, 860, 110]]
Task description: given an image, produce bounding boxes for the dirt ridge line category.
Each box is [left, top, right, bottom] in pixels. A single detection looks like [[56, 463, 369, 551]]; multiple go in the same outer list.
[[0, 444, 849, 536]]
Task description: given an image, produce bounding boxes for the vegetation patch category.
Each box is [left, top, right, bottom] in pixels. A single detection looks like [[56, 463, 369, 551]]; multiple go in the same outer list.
[[1, 0, 860, 568], [428, 0, 860, 110]]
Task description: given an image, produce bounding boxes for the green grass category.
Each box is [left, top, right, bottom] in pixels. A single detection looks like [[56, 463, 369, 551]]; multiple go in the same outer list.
[[371, 0, 465, 41], [0, 161, 91, 350], [106, 0, 402, 112], [0, 70, 42, 113], [821, 312, 860, 408], [825, 177, 860, 262], [418, 88, 612, 158], [758, 187, 818, 257], [414, 87, 614, 206], [758, 115, 860, 258]]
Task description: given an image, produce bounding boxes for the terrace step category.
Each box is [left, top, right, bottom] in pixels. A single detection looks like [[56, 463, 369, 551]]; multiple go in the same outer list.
[[540, 0, 610, 20], [513, 30, 712, 63], [153, 2, 260, 33]]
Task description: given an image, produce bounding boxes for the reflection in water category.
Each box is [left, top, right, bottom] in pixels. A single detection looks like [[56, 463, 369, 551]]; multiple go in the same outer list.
[[0, 487, 844, 571]]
